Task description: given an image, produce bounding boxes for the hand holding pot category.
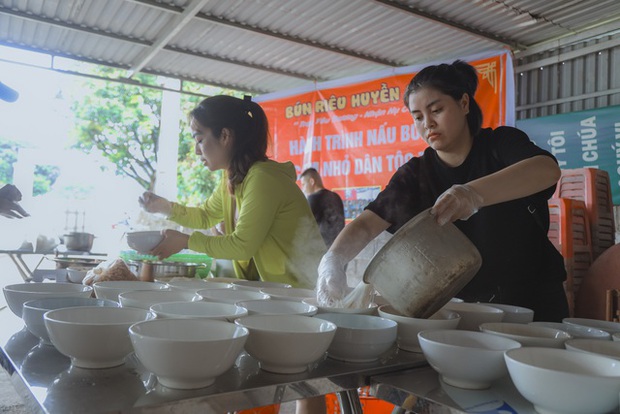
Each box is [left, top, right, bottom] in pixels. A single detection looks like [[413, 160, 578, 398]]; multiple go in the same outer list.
[[138, 192, 172, 216], [316, 251, 348, 307], [431, 184, 483, 226]]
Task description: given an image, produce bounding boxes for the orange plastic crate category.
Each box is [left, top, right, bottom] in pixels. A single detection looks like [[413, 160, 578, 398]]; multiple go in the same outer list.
[[548, 198, 592, 257], [236, 404, 281, 414], [548, 198, 593, 317], [553, 168, 615, 258], [325, 389, 395, 414]]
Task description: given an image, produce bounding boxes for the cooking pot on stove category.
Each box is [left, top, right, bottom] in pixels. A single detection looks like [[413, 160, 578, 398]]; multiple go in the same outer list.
[[363, 208, 482, 318], [62, 232, 95, 252]]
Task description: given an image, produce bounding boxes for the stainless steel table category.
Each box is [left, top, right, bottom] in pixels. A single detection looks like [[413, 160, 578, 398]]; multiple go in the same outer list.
[[368, 365, 620, 414], [0, 249, 48, 281], [0, 250, 107, 282], [0, 308, 427, 414]]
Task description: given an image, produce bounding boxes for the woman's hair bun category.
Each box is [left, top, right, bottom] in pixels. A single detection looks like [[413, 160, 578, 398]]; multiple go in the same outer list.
[[452, 59, 478, 96]]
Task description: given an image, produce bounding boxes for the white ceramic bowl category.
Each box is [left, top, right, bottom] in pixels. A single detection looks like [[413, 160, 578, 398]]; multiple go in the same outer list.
[[130, 318, 248, 389], [563, 317, 620, 334], [565, 338, 620, 360], [126, 230, 164, 253], [197, 288, 270, 304], [44, 306, 153, 368], [118, 290, 200, 309], [236, 299, 317, 316], [259, 287, 315, 302], [313, 313, 397, 362], [22, 297, 118, 345], [505, 347, 620, 414], [150, 301, 248, 322], [441, 302, 504, 331], [530, 321, 611, 340], [378, 305, 461, 352], [480, 322, 571, 348], [302, 298, 378, 315], [484, 304, 534, 324], [418, 329, 521, 389], [66, 266, 91, 284], [231, 280, 292, 291], [167, 279, 231, 292], [3, 282, 94, 318], [235, 314, 337, 374], [93, 281, 169, 302]]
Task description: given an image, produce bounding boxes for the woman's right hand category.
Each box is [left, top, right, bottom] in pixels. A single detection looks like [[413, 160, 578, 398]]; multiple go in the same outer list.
[[138, 191, 172, 216], [316, 251, 348, 307]]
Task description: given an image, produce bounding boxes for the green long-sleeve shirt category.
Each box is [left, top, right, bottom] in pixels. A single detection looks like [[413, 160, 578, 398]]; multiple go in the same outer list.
[[168, 160, 326, 288]]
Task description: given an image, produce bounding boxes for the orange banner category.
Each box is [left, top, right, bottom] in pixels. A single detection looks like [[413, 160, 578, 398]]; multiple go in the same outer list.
[[259, 52, 513, 219]]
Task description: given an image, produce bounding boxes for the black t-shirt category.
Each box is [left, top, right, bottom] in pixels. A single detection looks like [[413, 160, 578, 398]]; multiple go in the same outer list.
[[365, 126, 567, 303], [307, 189, 345, 248]]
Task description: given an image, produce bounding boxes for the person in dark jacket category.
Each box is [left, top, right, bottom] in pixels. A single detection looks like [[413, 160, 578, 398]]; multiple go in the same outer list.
[[299, 168, 345, 248]]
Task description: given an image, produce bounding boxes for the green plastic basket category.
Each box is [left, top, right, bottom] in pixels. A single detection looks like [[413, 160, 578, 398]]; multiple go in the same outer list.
[[120, 250, 213, 267]]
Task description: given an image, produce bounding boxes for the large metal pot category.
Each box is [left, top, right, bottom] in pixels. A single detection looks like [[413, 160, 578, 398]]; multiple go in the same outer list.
[[62, 232, 95, 252], [363, 209, 482, 318], [130, 261, 205, 281]]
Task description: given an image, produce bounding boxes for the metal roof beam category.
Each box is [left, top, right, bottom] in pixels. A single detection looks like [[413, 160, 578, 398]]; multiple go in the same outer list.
[[372, 0, 526, 51], [164, 45, 319, 81], [130, 0, 400, 67], [0, 5, 315, 81], [514, 19, 620, 59], [514, 35, 620, 73], [0, 40, 268, 94], [0, 6, 151, 45], [127, 0, 209, 77]]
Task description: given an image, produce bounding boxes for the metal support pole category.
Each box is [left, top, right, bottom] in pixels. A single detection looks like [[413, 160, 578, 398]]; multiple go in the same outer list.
[[336, 389, 363, 414]]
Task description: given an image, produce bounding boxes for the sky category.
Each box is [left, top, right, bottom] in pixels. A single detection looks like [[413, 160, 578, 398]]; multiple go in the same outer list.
[[0, 45, 148, 254]]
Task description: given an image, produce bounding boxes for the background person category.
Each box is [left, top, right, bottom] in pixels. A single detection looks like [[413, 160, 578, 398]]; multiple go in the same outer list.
[[317, 60, 569, 322], [299, 168, 345, 248]]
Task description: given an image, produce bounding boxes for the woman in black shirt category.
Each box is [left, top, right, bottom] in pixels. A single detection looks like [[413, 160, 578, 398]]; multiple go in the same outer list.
[[317, 60, 569, 322]]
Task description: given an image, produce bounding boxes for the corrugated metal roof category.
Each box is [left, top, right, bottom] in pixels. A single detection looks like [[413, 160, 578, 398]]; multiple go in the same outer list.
[[1, 0, 619, 94]]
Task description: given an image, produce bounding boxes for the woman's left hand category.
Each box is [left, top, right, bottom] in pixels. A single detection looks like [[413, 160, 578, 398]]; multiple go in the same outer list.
[[431, 184, 483, 225], [150, 229, 190, 260]]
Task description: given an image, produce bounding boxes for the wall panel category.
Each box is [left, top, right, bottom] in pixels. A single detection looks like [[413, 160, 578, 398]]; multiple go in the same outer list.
[[515, 33, 620, 119]]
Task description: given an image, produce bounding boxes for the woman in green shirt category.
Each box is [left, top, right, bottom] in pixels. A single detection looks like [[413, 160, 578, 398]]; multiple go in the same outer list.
[[138, 95, 326, 289]]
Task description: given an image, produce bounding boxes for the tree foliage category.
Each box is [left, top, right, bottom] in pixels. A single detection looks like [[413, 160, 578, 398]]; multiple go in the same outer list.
[[70, 69, 247, 205], [0, 139, 21, 185], [71, 69, 161, 191], [33, 165, 60, 196], [0, 139, 60, 196]]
